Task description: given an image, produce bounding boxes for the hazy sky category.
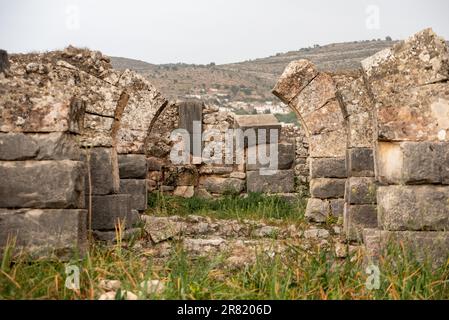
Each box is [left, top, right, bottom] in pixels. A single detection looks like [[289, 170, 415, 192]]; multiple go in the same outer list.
[[1, 0, 449, 64]]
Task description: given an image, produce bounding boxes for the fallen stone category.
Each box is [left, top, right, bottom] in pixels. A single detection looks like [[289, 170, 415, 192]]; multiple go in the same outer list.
[[91, 194, 131, 230], [119, 179, 148, 211], [305, 198, 330, 223], [0, 209, 87, 258], [246, 170, 294, 193], [99, 280, 122, 291], [0, 49, 9, 73], [118, 154, 147, 179], [310, 157, 346, 178], [310, 178, 346, 199], [202, 176, 245, 194], [142, 216, 184, 243], [174, 186, 195, 198], [304, 228, 330, 239], [378, 185, 449, 231], [0, 160, 85, 209]]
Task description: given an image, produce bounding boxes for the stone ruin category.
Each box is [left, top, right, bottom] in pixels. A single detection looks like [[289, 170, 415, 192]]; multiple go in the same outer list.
[[1, 28, 449, 265], [273, 28, 449, 266], [0, 46, 167, 256]]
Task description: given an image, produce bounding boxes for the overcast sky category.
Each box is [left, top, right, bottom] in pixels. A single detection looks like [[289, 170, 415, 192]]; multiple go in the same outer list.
[[1, 0, 448, 64]]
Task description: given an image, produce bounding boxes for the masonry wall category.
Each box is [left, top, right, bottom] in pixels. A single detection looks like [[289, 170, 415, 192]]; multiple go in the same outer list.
[[0, 46, 167, 254]]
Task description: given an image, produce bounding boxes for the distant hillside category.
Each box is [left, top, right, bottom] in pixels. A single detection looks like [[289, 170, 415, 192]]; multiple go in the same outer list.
[[110, 39, 443, 103]]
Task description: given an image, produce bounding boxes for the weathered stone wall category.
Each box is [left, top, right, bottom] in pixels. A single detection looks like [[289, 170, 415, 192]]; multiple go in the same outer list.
[[145, 102, 308, 199], [273, 28, 449, 265], [0, 46, 167, 254], [273, 62, 349, 223], [361, 28, 449, 265]]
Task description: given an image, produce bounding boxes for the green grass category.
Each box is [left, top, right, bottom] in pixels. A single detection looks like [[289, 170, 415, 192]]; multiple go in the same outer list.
[[1, 240, 448, 300], [1, 193, 448, 300], [147, 192, 306, 223]]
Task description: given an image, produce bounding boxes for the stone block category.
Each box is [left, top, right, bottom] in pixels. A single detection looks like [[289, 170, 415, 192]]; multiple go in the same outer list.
[[378, 185, 449, 231], [0, 93, 85, 134], [235, 115, 281, 146], [310, 178, 346, 199], [147, 157, 165, 171], [302, 99, 344, 135], [374, 84, 449, 142], [174, 186, 195, 198], [337, 76, 372, 117], [118, 154, 147, 179], [79, 113, 114, 147], [330, 199, 345, 217], [346, 148, 374, 177], [272, 59, 318, 104], [83, 147, 119, 195], [246, 170, 294, 194], [246, 142, 295, 171], [201, 176, 245, 194], [347, 111, 374, 148], [0, 209, 87, 258], [290, 73, 337, 117], [310, 157, 346, 178], [0, 132, 81, 161], [0, 160, 85, 209], [377, 142, 449, 184], [345, 177, 377, 205], [344, 204, 378, 242], [362, 29, 449, 106], [119, 179, 148, 211], [91, 194, 132, 230], [309, 128, 346, 158], [305, 198, 330, 223], [363, 229, 449, 267]]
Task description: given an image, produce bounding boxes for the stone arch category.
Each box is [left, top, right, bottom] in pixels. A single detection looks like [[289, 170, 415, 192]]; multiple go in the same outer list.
[[273, 60, 350, 221]]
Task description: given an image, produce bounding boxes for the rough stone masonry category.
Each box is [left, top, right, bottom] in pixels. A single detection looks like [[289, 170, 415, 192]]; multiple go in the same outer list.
[[0, 46, 167, 256], [273, 28, 449, 266]]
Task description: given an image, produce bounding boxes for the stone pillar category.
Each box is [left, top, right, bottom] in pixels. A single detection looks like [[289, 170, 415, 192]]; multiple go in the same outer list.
[[273, 61, 348, 222], [362, 28, 449, 266], [0, 67, 87, 257], [338, 77, 377, 242]]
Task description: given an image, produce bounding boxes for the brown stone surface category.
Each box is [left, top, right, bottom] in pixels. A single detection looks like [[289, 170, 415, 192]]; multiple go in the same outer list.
[[290, 73, 337, 119], [302, 99, 344, 136], [272, 60, 318, 104], [309, 128, 346, 158]]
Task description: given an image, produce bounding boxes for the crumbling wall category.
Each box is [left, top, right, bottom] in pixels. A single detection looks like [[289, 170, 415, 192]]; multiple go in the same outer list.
[[361, 28, 449, 266], [0, 46, 167, 253], [273, 62, 349, 222], [145, 102, 307, 198]]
